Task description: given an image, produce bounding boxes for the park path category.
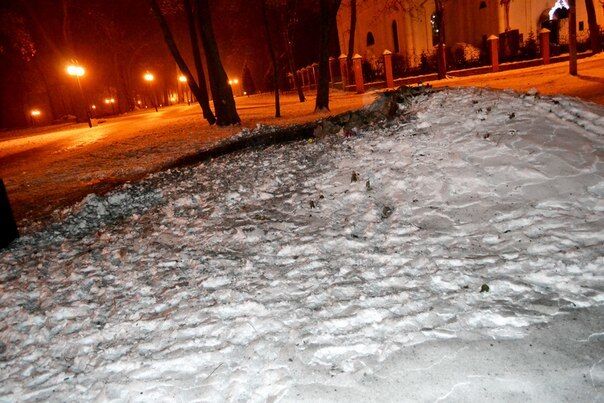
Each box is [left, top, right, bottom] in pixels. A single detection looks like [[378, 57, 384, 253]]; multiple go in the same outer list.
[[430, 53, 604, 104], [0, 91, 374, 224], [1, 54, 602, 225]]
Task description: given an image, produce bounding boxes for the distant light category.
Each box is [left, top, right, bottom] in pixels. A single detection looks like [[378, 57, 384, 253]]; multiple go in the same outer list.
[[178, 75, 187, 83], [66, 65, 85, 77], [144, 72, 155, 82], [228, 78, 239, 85], [91, 105, 97, 109], [30, 109, 41, 117], [104, 98, 116, 104], [137, 100, 142, 105], [243, 91, 247, 95]]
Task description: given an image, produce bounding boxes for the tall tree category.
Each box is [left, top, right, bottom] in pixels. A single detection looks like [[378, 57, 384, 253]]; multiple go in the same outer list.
[[568, 0, 578, 75], [195, 0, 241, 126], [183, 0, 216, 123], [584, 0, 601, 53], [346, 0, 357, 66], [148, 0, 216, 124], [315, 0, 341, 111], [262, 0, 281, 117], [434, 0, 447, 79], [279, 0, 305, 102]]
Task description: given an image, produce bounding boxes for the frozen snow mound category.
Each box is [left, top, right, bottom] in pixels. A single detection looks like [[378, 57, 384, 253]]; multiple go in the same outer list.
[[0, 88, 602, 401]]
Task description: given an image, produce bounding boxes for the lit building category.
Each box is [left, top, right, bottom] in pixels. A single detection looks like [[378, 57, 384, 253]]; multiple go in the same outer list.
[[337, 0, 604, 65]]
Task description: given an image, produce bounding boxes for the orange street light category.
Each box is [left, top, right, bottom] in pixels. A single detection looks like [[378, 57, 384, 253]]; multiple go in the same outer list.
[[30, 109, 41, 126], [143, 72, 158, 112], [66, 65, 85, 77], [66, 64, 92, 128], [178, 75, 187, 83]]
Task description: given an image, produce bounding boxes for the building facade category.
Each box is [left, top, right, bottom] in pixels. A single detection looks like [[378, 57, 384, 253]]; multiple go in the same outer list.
[[336, 0, 604, 65]]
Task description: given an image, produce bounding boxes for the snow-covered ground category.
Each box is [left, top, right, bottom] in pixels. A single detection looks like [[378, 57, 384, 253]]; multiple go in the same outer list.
[[0, 88, 603, 401]]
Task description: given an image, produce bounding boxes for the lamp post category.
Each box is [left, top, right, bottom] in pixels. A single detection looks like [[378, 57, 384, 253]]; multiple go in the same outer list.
[[104, 97, 116, 114], [228, 78, 240, 97], [30, 109, 41, 126], [178, 75, 190, 105], [143, 72, 158, 112], [66, 64, 92, 128]]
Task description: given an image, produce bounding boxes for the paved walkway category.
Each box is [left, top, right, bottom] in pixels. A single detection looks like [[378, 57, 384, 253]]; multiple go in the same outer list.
[[429, 53, 604, 105], [0, 91, 375, 224], [1, 54, 602, 225]]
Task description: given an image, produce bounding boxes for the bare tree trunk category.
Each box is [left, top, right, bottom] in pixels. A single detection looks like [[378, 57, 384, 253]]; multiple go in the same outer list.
[[435, 0, 447, 79], [280, 3, 305, 102], [584, 0, 601, 53], [148, 0, 216, 125], [195, 0, 240, 126], [346, 0, 357, 67], [183, 0, 216, 123], [568, 0, 578, 75], [262, 1, 281, 117], [315, 0, 341, 111]]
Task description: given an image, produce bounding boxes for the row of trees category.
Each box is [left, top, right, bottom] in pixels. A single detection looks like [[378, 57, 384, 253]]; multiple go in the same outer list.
[[149, 0, 342, 125], [0, 0, 340, 128]]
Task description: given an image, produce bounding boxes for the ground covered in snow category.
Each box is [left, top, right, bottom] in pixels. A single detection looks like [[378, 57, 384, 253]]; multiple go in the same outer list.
[[1, 88, 603, 401]]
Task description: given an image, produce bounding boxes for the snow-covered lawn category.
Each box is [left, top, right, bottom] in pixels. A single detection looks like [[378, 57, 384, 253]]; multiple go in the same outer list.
[[1, 88, 603, 401]]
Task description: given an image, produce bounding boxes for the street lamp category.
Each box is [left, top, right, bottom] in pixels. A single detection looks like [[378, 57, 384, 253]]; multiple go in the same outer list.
[[178, 75, 190, 105], [66, 64, 92, 128], [104, 97, 116, 114], [143, 72, 158, 112], [228, 78, 240, 96], [30, 109, 41, 126]]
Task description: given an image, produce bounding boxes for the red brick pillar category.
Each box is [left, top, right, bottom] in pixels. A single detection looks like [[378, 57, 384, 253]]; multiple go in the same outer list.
[[383, 50, 395, 88], [329, 57, 336, 83], [338, 54, 348, 87], [488, 35, 499, 72], [539, 28, 550, 65], [352, 54, 364, 94]]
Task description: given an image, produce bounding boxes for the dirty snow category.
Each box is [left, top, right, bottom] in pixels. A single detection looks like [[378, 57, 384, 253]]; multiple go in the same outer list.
[[0, 88, 603, 401]]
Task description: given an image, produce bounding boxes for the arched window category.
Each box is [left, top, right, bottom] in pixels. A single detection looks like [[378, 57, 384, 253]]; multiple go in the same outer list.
[[391, 21, 400, 53], [366, 32, 375, 46]]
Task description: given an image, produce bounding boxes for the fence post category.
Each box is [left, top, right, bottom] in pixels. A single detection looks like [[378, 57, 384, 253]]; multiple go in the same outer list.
[[539, 28, 551, 65], [488, 35, 499, 72], [352, 54, 365, 94], [338, 54, 348, 87], [383, 50, 395, 88], [329, 56, 336, 83], [0, 179, 19, 249]]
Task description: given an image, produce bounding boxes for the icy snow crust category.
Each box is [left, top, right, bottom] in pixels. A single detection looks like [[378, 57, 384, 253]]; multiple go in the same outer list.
[[1, 88, 603, 401]]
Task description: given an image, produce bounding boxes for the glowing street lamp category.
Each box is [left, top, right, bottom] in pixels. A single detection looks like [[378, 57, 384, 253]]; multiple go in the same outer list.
[[228, 78, 241, 96], [104, 97, 116, 114], [143, 72, 158, 112], [30, 109, 41, 126], [66, 64, 92, 128], [178, 75, 190, 105]]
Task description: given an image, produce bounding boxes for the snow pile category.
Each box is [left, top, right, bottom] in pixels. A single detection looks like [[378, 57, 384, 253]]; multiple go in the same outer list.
[[0, 88, 603, 401]]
